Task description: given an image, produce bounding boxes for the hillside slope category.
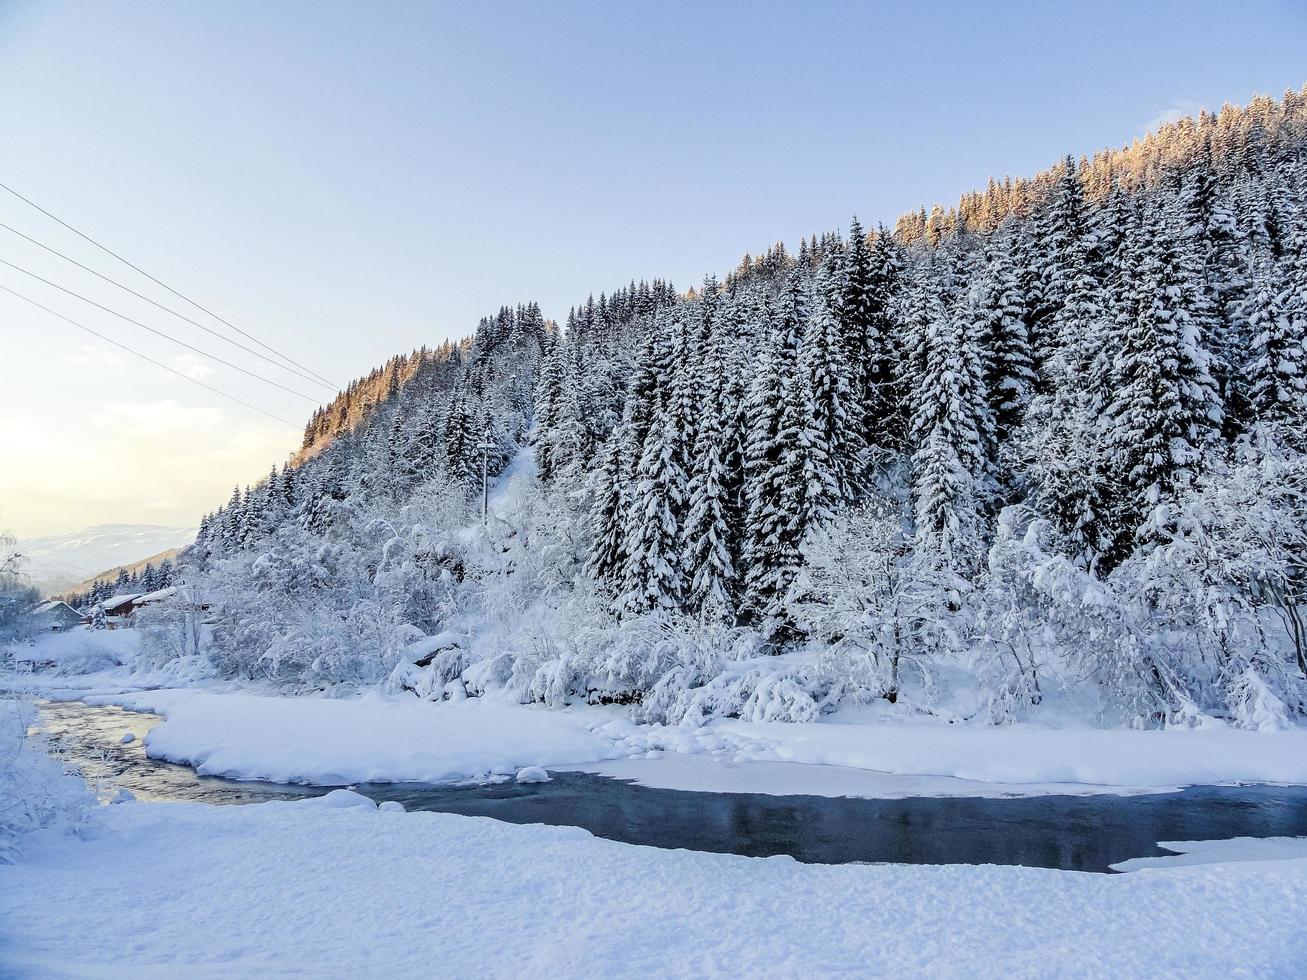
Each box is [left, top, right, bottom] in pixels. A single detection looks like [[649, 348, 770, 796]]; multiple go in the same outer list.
[[163, 85, 1307, 731]]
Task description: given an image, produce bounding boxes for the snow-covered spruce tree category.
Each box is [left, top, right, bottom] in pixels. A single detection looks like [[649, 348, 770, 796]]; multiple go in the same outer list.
[[908, 277, 992, 572], [532, 336, 567, 480], [398, 399, 444, 493], [1047, 221, 1112, 403], [1023, 387, 1117, 565], [682, 301, 743, 621], [441, 385, 482, 491], [1028, 156, 1089, 372], [615, 313, 674, 488], [716, 292, 754, 593], [973, 228, 1035, 447], [618, 391, 687, 618], [801, 258, 856, 501], [667, 308, 705, 487], [896, 259, 934, 432], [743, 284, 821, 646], [865, 225, 906, 449], [585, 431, 628, 592], [1243, 259, 1307, 436], [1108, 203, 1223, 553]]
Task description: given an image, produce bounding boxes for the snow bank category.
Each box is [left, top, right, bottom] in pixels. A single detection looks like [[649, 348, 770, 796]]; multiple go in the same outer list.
[[5, 629, 141, 673], [1112, 836, 1307, 872], [48, 686, 1307, 796], [593, 714, 1307, 790], [113, 691, 626, 785], [1, 800, 1304, 977]]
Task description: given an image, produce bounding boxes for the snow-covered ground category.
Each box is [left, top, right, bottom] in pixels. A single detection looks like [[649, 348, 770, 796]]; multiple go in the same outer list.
[[2, 794, 1304, 978], [7, 634, 1307, 976]]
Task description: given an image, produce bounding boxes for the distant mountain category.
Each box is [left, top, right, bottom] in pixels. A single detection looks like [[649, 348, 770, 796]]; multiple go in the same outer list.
[[18, 524, 196, 596]]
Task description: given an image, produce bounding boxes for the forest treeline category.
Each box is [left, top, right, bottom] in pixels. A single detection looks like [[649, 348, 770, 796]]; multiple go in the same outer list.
[[159, 87, 1307, 729]]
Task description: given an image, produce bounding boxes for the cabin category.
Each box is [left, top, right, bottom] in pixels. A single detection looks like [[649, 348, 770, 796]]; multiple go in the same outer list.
[[30, 600, 87, 632], [98, 593, 142, 629], [91, 587, 181, 628]]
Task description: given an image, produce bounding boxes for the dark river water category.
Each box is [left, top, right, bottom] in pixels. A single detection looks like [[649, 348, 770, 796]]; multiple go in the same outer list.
[[35, 699, 1307, 874]]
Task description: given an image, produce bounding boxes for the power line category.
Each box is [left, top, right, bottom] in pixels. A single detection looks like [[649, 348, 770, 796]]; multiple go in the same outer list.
[[0, 217, 334, 391], [0, 181, 339, 389], [0, 257, 319, 403], [0, 281, 301, 429]]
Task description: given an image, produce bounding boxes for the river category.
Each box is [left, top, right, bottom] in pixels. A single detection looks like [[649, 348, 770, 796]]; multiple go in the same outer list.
[[36, 698, 1307, 873]]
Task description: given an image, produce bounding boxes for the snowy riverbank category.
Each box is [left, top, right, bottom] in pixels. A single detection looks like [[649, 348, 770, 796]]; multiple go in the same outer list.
[[3, 793, 1306, 978], [9, 629, 1307, 799], [11, 671, 1307, 797]]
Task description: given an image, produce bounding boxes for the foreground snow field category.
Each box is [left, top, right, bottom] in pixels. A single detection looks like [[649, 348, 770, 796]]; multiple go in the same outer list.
[[35, 683, 1307, 794], [1, 794, 1305, 979]]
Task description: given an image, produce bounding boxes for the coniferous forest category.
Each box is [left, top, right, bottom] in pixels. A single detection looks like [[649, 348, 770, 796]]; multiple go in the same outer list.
[[166, 88, 1307, 730]]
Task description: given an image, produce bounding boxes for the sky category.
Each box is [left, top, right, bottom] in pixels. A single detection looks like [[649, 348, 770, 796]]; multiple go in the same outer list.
[[1, 0, 1305, 537]]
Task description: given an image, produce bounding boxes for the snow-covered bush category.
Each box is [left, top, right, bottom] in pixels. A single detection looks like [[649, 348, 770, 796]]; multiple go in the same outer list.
[[1107, 434, 1307, 724], [789, 500, 965, 706], [0, 697, 97, 863], [0, 530, 38, 644]]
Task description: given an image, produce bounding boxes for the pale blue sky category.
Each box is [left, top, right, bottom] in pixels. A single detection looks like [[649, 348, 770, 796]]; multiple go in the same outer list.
[[2, 0, 1305, 535]]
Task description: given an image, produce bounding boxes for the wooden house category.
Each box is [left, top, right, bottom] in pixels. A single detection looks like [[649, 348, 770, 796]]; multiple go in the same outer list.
[[30, 600, 87, 632]]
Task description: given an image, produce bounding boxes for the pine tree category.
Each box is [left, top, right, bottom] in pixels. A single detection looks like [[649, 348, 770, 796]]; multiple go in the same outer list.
[[1030, 157, 1088, 372], [666, 311, 701, 488], [682, 308, 742, 620], [586, 432, 628, 591], [842, 218, 903, 458], [1244, 260, 1307, 433], [619, 393, 686, 617], [532, 338, 567, 480], [972, 232, 1036, 445], [802, 262, 856, 500], [743, 287, 815, 644], [1109, 207, 1223, 548], [866, 226, 904, 449], [909, 283, 991, 570], [219, 485, 243, 553]]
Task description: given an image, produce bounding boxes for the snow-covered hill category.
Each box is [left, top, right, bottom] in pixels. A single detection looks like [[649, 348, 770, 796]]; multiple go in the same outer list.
[[18, 524, 196, 596]]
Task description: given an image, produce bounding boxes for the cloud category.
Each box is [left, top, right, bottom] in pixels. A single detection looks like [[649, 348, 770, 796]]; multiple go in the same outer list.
[[66, 344, 125, 369], [172, 353, 214, 379], [1140, 98, 1206, 135], [91, 399, 224, 437], [0, 401, 298, 537]]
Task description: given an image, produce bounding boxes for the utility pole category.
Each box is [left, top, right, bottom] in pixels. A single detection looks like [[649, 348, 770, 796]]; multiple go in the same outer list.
[[477, 423, 495, 526]]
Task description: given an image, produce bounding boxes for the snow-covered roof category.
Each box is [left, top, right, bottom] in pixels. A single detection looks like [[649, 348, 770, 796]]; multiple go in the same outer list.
[[32, 598, 81, 614], [100, 593, 142, 611], [135, 587, 176, 605]]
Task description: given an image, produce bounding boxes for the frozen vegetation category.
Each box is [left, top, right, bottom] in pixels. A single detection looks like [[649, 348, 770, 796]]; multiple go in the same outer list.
[[0, 697, 96, 863]]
